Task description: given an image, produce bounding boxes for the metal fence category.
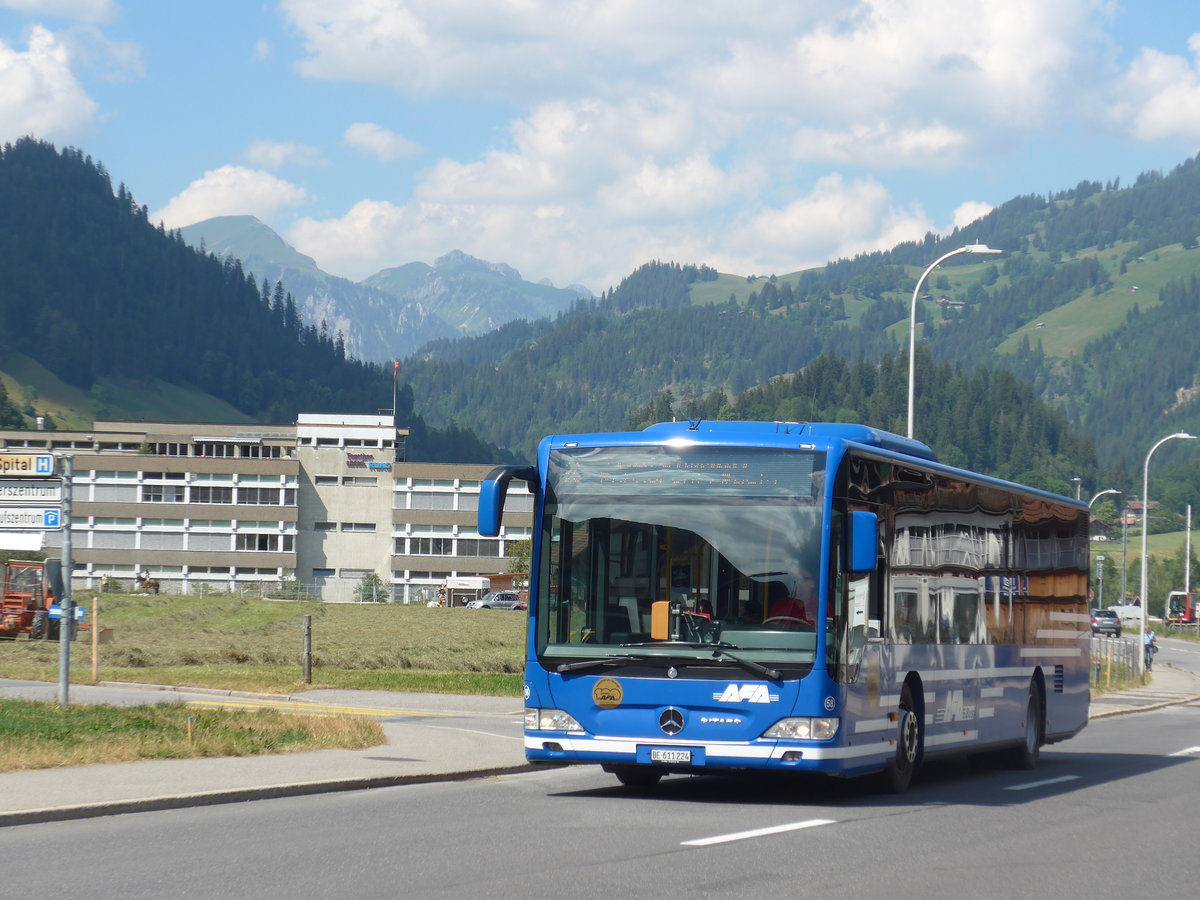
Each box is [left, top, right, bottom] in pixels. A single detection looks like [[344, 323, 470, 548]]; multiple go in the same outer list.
[[73, 575, 420, 604], [1090, 635, 1141, 687]]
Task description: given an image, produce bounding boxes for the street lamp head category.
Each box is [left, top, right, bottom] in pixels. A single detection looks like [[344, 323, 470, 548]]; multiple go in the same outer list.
[[963, 243, 1002, 255], [1171, 432, 1197, 440]]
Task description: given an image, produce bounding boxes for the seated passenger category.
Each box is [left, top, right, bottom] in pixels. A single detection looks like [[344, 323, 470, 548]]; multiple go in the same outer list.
[[765, 575, 815, 628]]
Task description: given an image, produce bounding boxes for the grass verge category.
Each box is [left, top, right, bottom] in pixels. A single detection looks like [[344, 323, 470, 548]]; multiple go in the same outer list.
[[0, 698, 383, 774], [0, 592, 525, 696]]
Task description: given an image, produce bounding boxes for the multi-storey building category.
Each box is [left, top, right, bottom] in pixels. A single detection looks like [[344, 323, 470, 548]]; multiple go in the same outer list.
[[0, 415, 532, 603]]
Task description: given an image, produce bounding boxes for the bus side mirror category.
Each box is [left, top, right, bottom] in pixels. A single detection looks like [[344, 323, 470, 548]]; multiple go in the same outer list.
[[478, 465, 537, 537], [849, 510, 878, 573]]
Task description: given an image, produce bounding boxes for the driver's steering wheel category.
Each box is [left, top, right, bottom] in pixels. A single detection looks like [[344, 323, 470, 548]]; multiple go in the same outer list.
[[762, 616, 813, 631]]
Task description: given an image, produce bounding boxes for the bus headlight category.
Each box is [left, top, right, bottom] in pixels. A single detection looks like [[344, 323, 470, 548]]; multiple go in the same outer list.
[[525, 708, 584, 732], [763, 717, 839, 741]]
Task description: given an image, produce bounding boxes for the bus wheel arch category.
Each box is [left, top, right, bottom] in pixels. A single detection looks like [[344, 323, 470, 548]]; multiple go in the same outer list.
[[883, 674, 924, 793]]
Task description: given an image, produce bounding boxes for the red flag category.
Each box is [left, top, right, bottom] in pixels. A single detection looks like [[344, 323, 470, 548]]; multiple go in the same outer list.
[[393, 359, 399, 382]]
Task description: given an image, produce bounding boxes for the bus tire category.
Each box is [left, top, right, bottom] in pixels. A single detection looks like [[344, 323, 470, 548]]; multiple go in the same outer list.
[[1008, 684, 1043, 770], [604, 765, 663, 790], [883, 682, 921, 793]]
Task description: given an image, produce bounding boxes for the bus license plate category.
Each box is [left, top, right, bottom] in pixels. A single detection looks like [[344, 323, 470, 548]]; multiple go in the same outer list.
[[650, 748, 692, 764]]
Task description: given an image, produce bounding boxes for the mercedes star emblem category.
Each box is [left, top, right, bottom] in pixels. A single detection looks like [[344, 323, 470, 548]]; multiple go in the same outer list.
[[659, 707, 684, 736]]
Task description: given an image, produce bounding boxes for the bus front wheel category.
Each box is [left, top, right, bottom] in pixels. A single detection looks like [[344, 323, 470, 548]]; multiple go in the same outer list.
[[883, 683, 921, 793], [604, 765, 663, 790]]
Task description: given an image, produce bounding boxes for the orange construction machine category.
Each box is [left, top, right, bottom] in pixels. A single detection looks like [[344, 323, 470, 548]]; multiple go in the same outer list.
[[0, 560, 58, 640]]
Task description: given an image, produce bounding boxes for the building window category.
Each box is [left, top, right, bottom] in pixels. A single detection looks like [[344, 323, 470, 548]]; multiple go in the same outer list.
[[341, 522, 377, 533], [410, 492, 453, 510], [411, 537, 454, 556], [238, 487, 281, 505], [190, 485, 234, 504], [341, 476, 378, 487], [457, 539, 500, 557], [314, 475, 338, 486], [312, 568, 334, 578], [149, 442, 188, 456], [314, 521, 336, 532], [235, 534, 294, 552], [141, 484, 186, 503], [193, 442, 236, 457]]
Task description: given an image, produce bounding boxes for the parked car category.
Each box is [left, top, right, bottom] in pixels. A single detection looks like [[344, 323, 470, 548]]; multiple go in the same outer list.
[[466, 591, 526, 610], [1090, 608, 1121, 637]]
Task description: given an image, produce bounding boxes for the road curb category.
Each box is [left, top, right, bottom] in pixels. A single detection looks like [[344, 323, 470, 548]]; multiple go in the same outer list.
[[0, 764, 539, 828], [98, 681, 313, 702], [1090, 692, 1200, 719]]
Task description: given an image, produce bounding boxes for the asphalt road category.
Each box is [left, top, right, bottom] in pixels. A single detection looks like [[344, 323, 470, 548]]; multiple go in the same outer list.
[[4, 693, 1198, 900]]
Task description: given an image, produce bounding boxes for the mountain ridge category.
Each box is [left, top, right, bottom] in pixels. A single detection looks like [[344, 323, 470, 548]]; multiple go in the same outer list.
[[179, 216, 589, 361]]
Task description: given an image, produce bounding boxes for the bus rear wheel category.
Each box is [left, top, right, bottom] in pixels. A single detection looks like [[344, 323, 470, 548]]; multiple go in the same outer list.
[[1008, 685, 1043, 770], [883, 683, 921, 793], [604, 765, 663, 790]]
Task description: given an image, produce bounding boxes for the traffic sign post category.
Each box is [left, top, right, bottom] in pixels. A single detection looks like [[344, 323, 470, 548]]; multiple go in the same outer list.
[[0, 452, 73, 701]]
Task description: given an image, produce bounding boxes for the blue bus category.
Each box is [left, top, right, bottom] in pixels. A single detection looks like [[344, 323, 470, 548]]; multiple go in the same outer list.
[[479, 420, 1089, 791]]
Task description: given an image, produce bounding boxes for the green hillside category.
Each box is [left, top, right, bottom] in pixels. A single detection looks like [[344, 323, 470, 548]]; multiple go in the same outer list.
[[0, 351, 251, 429]]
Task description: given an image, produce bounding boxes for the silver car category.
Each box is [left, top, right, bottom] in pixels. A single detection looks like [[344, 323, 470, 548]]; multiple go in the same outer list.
[[466, 591, 526, 610]]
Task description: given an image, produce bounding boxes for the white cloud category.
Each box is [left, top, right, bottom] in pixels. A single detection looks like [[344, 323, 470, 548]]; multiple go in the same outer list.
[[791, 120, 969, 169], [152, 166, 308, 229], [0, 0, 116, 23], [252, 38, 271, 62], [727, 174, 933, 273], [342, 122, 420, 161], [597, 155, 733, 221], [265, 1, 1128, 290], [0, 25, 98, 144], [243, 140, 324, 169], [952, 201, 994, 230], [1111, 33, 1200, 142]]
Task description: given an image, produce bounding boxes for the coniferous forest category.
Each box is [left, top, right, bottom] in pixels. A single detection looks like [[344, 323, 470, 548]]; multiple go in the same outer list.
[[0, 138, 505, 463]]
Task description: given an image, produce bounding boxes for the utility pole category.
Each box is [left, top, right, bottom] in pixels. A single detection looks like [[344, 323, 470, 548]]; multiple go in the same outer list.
[[57, 455, 74, 704]]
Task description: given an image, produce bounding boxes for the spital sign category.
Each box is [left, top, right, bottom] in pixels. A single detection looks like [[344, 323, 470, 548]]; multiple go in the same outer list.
[[347, 452, 391, 471], [0, 454, 55, 476]]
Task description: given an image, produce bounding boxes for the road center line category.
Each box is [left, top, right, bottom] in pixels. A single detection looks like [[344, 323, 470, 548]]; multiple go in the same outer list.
[[1004, 775, 1080, 791], [682, 818, 835, 846]]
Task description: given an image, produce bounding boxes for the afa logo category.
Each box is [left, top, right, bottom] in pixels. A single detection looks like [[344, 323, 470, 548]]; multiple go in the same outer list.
[[713, 684, 780, 704]]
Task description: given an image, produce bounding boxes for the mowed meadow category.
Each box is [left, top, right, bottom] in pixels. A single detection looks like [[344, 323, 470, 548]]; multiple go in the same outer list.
[[0, 592, 526, 696]]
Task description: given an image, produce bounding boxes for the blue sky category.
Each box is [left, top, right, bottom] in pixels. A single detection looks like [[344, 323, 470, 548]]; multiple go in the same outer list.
[[3, 1, 1200, 294]]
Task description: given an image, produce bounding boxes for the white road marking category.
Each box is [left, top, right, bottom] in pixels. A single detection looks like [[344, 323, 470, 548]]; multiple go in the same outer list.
[[1004, 775, 1081, 791], [682, 818, 835, 846]]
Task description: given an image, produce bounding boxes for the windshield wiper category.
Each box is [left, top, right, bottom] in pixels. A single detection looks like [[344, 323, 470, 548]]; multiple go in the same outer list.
[[706, 646, 781, 681], [556, 655, 642, 673], [619, 641, 781, 681]]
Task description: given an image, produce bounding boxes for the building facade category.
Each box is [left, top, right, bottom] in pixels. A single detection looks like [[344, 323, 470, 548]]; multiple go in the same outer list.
[[0, 416, 532, 603]]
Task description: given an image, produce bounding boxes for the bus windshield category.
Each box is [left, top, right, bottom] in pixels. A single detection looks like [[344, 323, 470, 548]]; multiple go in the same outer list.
[[536, 446, 827, 664]]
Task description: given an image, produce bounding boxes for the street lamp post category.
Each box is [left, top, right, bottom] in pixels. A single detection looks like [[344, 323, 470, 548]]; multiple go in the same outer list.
[[907, 244, 1002, 440], [1139, 432, 1197, 671], [1088, 490, 1120, 596]]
